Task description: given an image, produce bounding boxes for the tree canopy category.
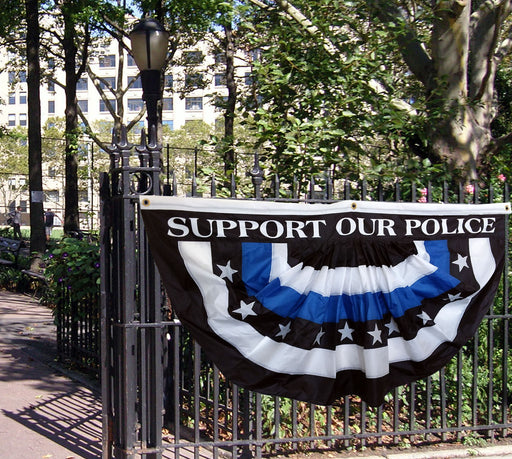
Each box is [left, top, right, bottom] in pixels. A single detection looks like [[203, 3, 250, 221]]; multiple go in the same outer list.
[[239, 0, 512, 183]]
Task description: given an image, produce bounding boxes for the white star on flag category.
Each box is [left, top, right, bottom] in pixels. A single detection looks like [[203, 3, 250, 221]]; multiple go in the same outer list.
[[417, 311, 432, 325], [385, 319, 400, 336], [452, 253, 469, 272], [367, 324, 382, 345], [276, 322, 291, 339], [338, 322, 354, 342], [217, 260, 238, 282], [233, 300, 257, 320], [448, 292, 463, 302], [314, 328, 325, 345]]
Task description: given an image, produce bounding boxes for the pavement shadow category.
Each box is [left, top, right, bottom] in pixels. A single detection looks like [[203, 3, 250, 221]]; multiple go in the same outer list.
[[2, 386, 102, 459]]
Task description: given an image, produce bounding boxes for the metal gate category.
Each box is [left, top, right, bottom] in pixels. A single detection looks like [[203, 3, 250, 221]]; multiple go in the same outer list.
[[101, 134, 512, 458]]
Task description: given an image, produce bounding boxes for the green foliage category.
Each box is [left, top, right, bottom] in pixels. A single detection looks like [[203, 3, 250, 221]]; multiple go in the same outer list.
[[0, 266, 28, 291], [41, 237, 100, 307], [237, 1, 418, 184], [0, 127, 29, 175]]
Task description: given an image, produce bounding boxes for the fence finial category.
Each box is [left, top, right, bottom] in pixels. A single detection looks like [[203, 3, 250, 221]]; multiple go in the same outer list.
[[249, 153, 264, 199]]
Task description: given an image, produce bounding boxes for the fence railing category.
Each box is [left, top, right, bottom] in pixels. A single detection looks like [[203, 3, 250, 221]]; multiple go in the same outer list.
[[99, 146, 511, 458], [54, 284, 100, 377], [154, 171, 511, 458]]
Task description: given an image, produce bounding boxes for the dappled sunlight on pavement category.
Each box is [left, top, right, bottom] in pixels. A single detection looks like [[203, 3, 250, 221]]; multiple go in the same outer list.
[[0, 290, 101, 458]]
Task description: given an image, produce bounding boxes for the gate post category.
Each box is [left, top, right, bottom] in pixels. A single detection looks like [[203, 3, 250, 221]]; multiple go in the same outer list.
[[101, 125, 164, 458]]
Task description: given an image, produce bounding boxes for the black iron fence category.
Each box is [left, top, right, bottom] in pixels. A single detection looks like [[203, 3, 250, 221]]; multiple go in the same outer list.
[[157, 171, 512, 458], [101, 145, 512, 458], [54, 285, 100, 377]]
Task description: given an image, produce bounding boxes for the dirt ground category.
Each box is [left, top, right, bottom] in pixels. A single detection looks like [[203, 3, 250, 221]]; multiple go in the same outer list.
[[270, 436, 512, 458]]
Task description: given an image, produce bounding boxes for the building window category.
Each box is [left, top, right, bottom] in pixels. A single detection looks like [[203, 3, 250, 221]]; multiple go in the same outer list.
[[127, 98, 144, 111], [45, 190, 59, 202], [185, 97, 203, 111], [162, 120, 174, 130], [128, 75, 142, 89], [99, 76, 116, 90], [77, 77, 88, 91], [78, 99, 88, 113], [48, 58, 55, 69], [48, 167, 56, 178], [99, 99, 116, 112], [99, 54, 116, 67], [127, 54, 136, 67], [8, 93, 15, 104], [19, 92, 27, 104], [8, 71, 16, 83], [8, 114, 15, 126], [48, 80, 55, 92], [48, 100, 55, 114], [19, 113, 27, 126], [215, 73, 226, 86], [249, 49, 261, 62], [185, 73, 203, 88], [183, 51, 203, 65], [214, 53, 226, 65], [164, 74, 173, 90], [8, 177, 16, 190], [78, 190, 89, 202], [162, 98, 173, 111], [245, 72, 253, 86], [19, 200, 27, 212]]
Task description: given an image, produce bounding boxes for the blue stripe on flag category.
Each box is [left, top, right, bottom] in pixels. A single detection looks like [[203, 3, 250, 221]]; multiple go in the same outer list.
[[242, 242, 272, 297], [241, 241, 460, 323]]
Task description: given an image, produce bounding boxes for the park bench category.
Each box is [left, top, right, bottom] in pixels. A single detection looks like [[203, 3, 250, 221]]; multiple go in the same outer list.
[[21, 262, 48, 297], [0, 237, 22, 268]]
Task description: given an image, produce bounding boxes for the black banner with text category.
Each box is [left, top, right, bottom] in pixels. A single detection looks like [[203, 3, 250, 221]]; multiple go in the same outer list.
[[141, 197, 510, 406]]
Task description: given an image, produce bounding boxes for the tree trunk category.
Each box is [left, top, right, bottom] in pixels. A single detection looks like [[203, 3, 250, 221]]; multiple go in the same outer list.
[[26, 0, 45, 254], [428, 1, 478, 177], [63, 0, 80, 233], [224, 22, 237, 178]]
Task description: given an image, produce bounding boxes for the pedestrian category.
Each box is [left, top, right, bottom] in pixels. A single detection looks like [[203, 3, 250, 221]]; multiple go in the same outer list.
[[10, 206, 22, 239], [44, 208, 56, 241]]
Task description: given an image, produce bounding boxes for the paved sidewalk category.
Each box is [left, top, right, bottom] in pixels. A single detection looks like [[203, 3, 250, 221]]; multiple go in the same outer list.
[[0, 290, 102, 459]]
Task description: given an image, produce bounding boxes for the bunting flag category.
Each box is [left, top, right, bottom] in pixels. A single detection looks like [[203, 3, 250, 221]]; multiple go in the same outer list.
[[140, 196, 510, 406]]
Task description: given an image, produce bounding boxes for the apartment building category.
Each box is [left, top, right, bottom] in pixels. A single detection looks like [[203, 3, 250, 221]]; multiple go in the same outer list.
[[0, 35, 251, 228]]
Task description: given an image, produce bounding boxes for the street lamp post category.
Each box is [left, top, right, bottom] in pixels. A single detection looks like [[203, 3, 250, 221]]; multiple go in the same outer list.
[[101, 17, 169, 459], [129, 18, 169, 137]]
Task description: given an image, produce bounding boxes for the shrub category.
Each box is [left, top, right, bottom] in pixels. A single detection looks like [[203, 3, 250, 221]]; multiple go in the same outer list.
[[41, 237, 100, 307]]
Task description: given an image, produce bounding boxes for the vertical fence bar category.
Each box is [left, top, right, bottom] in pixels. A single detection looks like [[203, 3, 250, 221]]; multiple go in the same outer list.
[[100, 172, 113, 459], [255, 393, 263, 458], [440, 368, 447, 442], [291, 399, 298, 452], [361, 402, 367, 448], [173, 324, 181, 459], [502, 184, 510, 436], [456, 350, 463, 442], [112, 128, 138, 459], [232, 385, 239, 458], [274, 397, 281, 454], [343, 396, 350, 448], [194, 341, 201, 459], [213, 365, 220, 459]]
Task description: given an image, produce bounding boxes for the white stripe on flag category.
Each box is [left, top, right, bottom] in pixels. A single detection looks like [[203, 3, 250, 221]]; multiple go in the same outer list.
[[269, 242, 435, 296], [179, 238, 493, 379]]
